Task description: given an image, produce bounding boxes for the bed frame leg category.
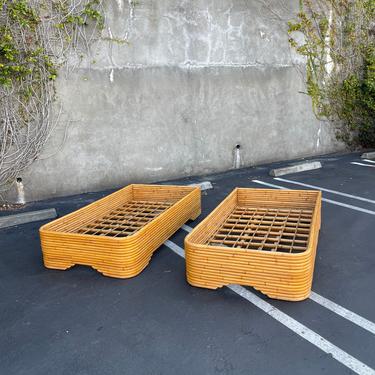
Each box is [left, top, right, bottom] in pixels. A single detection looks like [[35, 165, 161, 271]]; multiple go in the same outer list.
[[190, 208, 201, 221], [43, 258, 74, 270]]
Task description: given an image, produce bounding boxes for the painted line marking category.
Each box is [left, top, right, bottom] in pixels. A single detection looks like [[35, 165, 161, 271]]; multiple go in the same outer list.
[[310, 292, 375, 335], [165, 240, 185, 257], [351, 162, 375, 168], [252, 180, 375, 216], [182, 224, 193, 233], [181, 225, 375, 335], [164, 239, 375, 375], [363, 159, 375, 164], [274, 177, 375, 204], [228, 285, 375, 375]]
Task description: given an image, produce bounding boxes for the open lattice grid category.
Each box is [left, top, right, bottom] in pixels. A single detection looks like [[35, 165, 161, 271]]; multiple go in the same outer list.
[[73, 200, 173, 237], [207, 206, 313, 253]]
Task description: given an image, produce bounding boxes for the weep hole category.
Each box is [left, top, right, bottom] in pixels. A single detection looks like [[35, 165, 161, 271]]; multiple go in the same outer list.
[[185, 188, 321, 301], [40, 184, 201, 278]]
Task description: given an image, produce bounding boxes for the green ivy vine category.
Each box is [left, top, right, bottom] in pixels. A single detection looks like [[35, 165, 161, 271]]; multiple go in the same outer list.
[[0, 0, 110, 194], [288, 0, 375, 147], [0, 0, 104, 87]]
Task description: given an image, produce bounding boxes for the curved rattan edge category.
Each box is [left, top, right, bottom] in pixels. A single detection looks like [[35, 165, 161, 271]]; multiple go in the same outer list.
[[40, 185, 201, 278], [184, 188, 321, 301]]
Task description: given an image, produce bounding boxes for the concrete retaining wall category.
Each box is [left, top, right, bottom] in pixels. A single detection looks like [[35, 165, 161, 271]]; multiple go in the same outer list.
[[10, 0, 343, 202]]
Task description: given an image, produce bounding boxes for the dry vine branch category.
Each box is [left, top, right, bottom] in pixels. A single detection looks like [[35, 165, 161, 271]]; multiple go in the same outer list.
[[0, 0, 106, 199], [257, 0, 375, 147], [288, 0, 375, 146]]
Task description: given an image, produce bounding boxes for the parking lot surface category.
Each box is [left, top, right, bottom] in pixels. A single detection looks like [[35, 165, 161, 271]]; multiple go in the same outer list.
[[1, 152, 374, 375]]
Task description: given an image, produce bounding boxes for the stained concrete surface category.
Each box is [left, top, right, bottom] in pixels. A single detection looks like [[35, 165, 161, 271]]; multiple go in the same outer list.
[[8, 0, 343, 203]]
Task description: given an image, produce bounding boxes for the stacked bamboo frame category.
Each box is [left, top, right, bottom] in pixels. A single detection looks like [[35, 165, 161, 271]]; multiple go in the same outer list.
[[185, 188, 321, 301], [40, 184, 201, 278]]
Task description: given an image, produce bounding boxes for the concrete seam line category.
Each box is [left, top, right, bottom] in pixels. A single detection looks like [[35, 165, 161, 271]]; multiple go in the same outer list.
[[351, 162, 375, 168], [164, 239, 375, 375], [310, 292, 375, 335], [0, 208, 57, 229], [180, 225, 375, 334], [269, 161, 322, 177], [274, 177, 375, 204], [252, 180, 375, 216], [88, 62, 296, 70]]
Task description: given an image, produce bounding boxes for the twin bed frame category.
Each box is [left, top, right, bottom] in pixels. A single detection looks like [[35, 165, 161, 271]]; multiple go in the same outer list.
[[40, 185, 321, 301]]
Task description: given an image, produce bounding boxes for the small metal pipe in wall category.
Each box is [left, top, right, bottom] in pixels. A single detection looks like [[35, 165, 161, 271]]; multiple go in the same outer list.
[[16, 178, 25, 204], [233, 144, 241, 169]]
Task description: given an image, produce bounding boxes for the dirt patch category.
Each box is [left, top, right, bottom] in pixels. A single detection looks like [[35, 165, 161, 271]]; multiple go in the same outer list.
[[0, 203, 25, 211]]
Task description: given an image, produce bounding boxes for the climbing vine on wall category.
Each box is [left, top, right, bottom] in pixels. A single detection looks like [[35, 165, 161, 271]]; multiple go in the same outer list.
[[288, 0, 375, 147], [0, 0, 107, 198]]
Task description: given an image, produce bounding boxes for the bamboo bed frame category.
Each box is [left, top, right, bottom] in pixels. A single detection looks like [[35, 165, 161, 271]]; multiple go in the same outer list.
[[185, 188, 321, 301], [40, 184, 201, 278]]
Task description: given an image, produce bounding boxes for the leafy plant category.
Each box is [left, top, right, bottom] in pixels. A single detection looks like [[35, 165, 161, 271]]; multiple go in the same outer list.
[[0, 0, 106, 195], [288, 0, 375, 147]]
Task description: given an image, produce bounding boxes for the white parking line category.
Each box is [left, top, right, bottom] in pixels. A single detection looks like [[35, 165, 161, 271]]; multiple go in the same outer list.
[[274, 177, 375, 204], [230, 285, 375, 375], [181, 224, 375, 335], [165, 240, 185, 257], [310, 292, 375, 335], [182, 224, 192, 233], [252, 180, 375, 216], [363, 159, 375, 164], [351, 162, 375, 168], [164, 240, 375, 375]]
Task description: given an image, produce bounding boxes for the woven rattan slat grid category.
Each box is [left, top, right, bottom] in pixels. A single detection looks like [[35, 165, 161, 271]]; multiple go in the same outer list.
[[207, 206, 313, 253], [75, 200, 172, 237], [185, 188, 321, 301], [40, 184, 201, 278]]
